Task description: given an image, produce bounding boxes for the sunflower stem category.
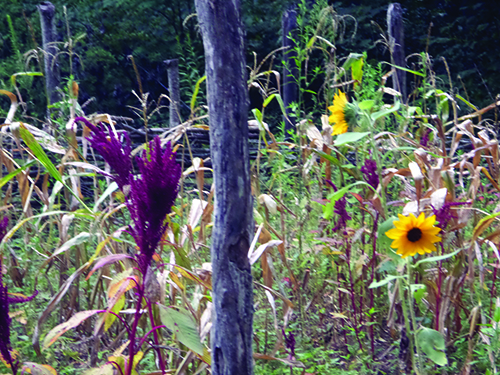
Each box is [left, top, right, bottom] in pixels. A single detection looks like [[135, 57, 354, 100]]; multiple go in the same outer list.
[[398, 277, 420, 375], [407, 258, 425, 374]]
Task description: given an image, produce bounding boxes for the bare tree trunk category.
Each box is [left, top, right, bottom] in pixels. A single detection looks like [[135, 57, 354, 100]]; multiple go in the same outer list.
[[282, 8, 299, 136], [194, 1, 254, 375], [38, 1, 61, 107], [164, 59, 181, 128], [387, 3, 406, 103]]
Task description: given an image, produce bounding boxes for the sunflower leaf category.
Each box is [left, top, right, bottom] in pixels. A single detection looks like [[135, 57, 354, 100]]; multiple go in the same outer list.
[[416, 327, 447, 366], [369, 274, 406, 289], [333, 132, 370, 147], [413, 248, 462, 268]]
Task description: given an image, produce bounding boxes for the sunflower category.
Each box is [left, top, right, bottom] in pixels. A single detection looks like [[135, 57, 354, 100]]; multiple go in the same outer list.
[[328, 91, 349, 135], [385, 213, 441, 258]]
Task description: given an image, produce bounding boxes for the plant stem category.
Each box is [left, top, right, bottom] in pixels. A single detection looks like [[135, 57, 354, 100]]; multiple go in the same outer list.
[[147, 301, 166, 373], [126, 286, 145, 375], [406, 258, 425, 374], [398, 277, 419, 375]]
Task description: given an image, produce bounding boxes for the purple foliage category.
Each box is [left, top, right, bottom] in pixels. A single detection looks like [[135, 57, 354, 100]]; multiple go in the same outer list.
[[325, 180, 351, 232], [0, 216, 8, 243], [433, 201, 471, 229], [83, 118, 181, 274], [128, 137, 181, 273], [0, 271, 15, 372], [7, 290, 39, 305], [360, 158, 379, 190], [282, 328, 296, 359], [420, 128, 431, 147], [75, 117, 132, 190]]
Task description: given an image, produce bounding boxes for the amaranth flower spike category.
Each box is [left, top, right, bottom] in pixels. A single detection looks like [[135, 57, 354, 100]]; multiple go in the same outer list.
[[76, 117, 133, 190], [361, 158, 379, 190], [0, 217, 38, 375], [129, 137, 181, 273]]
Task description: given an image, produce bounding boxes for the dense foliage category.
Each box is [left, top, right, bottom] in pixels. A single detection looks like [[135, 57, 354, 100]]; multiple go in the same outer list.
[[1, 0, 499, 126], [1, 1, 500, 375]]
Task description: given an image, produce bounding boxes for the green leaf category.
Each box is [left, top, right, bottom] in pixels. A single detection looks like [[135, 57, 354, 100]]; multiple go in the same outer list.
[[312, 149, 342, 166], [19, 123, 64, 184], [172, 244, 191, 270], [358, 100, 375, 111], [456, 94, 478, 112], [333, 132, 371, 147], [0, 159, 36, 189], [413, 248, 462, 268], [158, 305, 204, 355], [19, 123, 91, 213], [416, 327, 448, 366], [378, 216, 398, 250], [351, 57, 363, 82], [411, 284, 426, 304], [190, 75, 206, 112], [494, 307, 500, 323], [382, 62, 425, 77], [10, 71, 43, 88], [94, 182, 119, 212], [328, 181, 375, 202], [43, 310, 101, 349], [369, 274, 406, 288], [339, 53, 364, 79], [322, 200, 335, 220], [371, 102, 401, 122]]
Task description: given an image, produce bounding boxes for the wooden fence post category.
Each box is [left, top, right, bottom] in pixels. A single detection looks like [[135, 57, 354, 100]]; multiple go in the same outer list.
[[282, 7, 299, 136], [194, 0, 254, 374], [164, 59, 181, 128], [38, 1, 61, 107], [387, 3, 406, 103]]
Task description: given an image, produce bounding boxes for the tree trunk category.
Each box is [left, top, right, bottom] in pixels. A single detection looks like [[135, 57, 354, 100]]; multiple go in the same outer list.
[[387, 3, 406, 103], [164, 59, 181, 128], [282, 8, 299, 136], [38, 1, 61, 107], [194, 1, 254, 375]]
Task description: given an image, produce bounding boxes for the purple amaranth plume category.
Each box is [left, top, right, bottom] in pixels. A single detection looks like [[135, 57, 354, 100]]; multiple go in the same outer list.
[[129, 137, 181, 273], [75, 117, 133, 190], [0, 271, 15, 374], [282, 328, 296, 360], [420, 128, 431, 147], [0, 216, 8, 242], [432, 201, 471, 229], [0, 217, 36, 375], [360, 158, 379, 190], [326, 180, 351, 232], [81, 117, 181, 274]]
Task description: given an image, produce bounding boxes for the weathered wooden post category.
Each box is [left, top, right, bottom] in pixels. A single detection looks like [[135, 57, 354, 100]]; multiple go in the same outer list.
[[38, 1, 61, 107], [194, 0, 254, 374], [164, 59, 181, 128], [387, 3, 406, 103], [282, 7, 299, 136]]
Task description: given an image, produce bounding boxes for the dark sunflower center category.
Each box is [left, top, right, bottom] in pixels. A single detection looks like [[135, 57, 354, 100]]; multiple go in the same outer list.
[[407, 228, 422, 242]]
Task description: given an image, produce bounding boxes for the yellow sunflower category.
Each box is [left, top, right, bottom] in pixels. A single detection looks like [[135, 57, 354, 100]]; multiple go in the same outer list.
[[385, 213, 441, 258], [328, 91, 349, 135]]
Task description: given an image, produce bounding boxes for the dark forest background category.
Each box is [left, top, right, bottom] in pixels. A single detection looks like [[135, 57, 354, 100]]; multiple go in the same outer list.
[[1, 0, 499, 128]]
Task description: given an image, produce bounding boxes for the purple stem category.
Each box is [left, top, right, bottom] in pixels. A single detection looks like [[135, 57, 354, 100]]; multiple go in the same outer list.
[[136, 323, 167, 351], [96, 310, 131, 335], [338, 264, 348, 350], [491, 262, 498, 315], [346, 242, 363, 351], [126, 286, 145, 375], [108, 361, 125, 375], [146, 300, 166, 373]]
